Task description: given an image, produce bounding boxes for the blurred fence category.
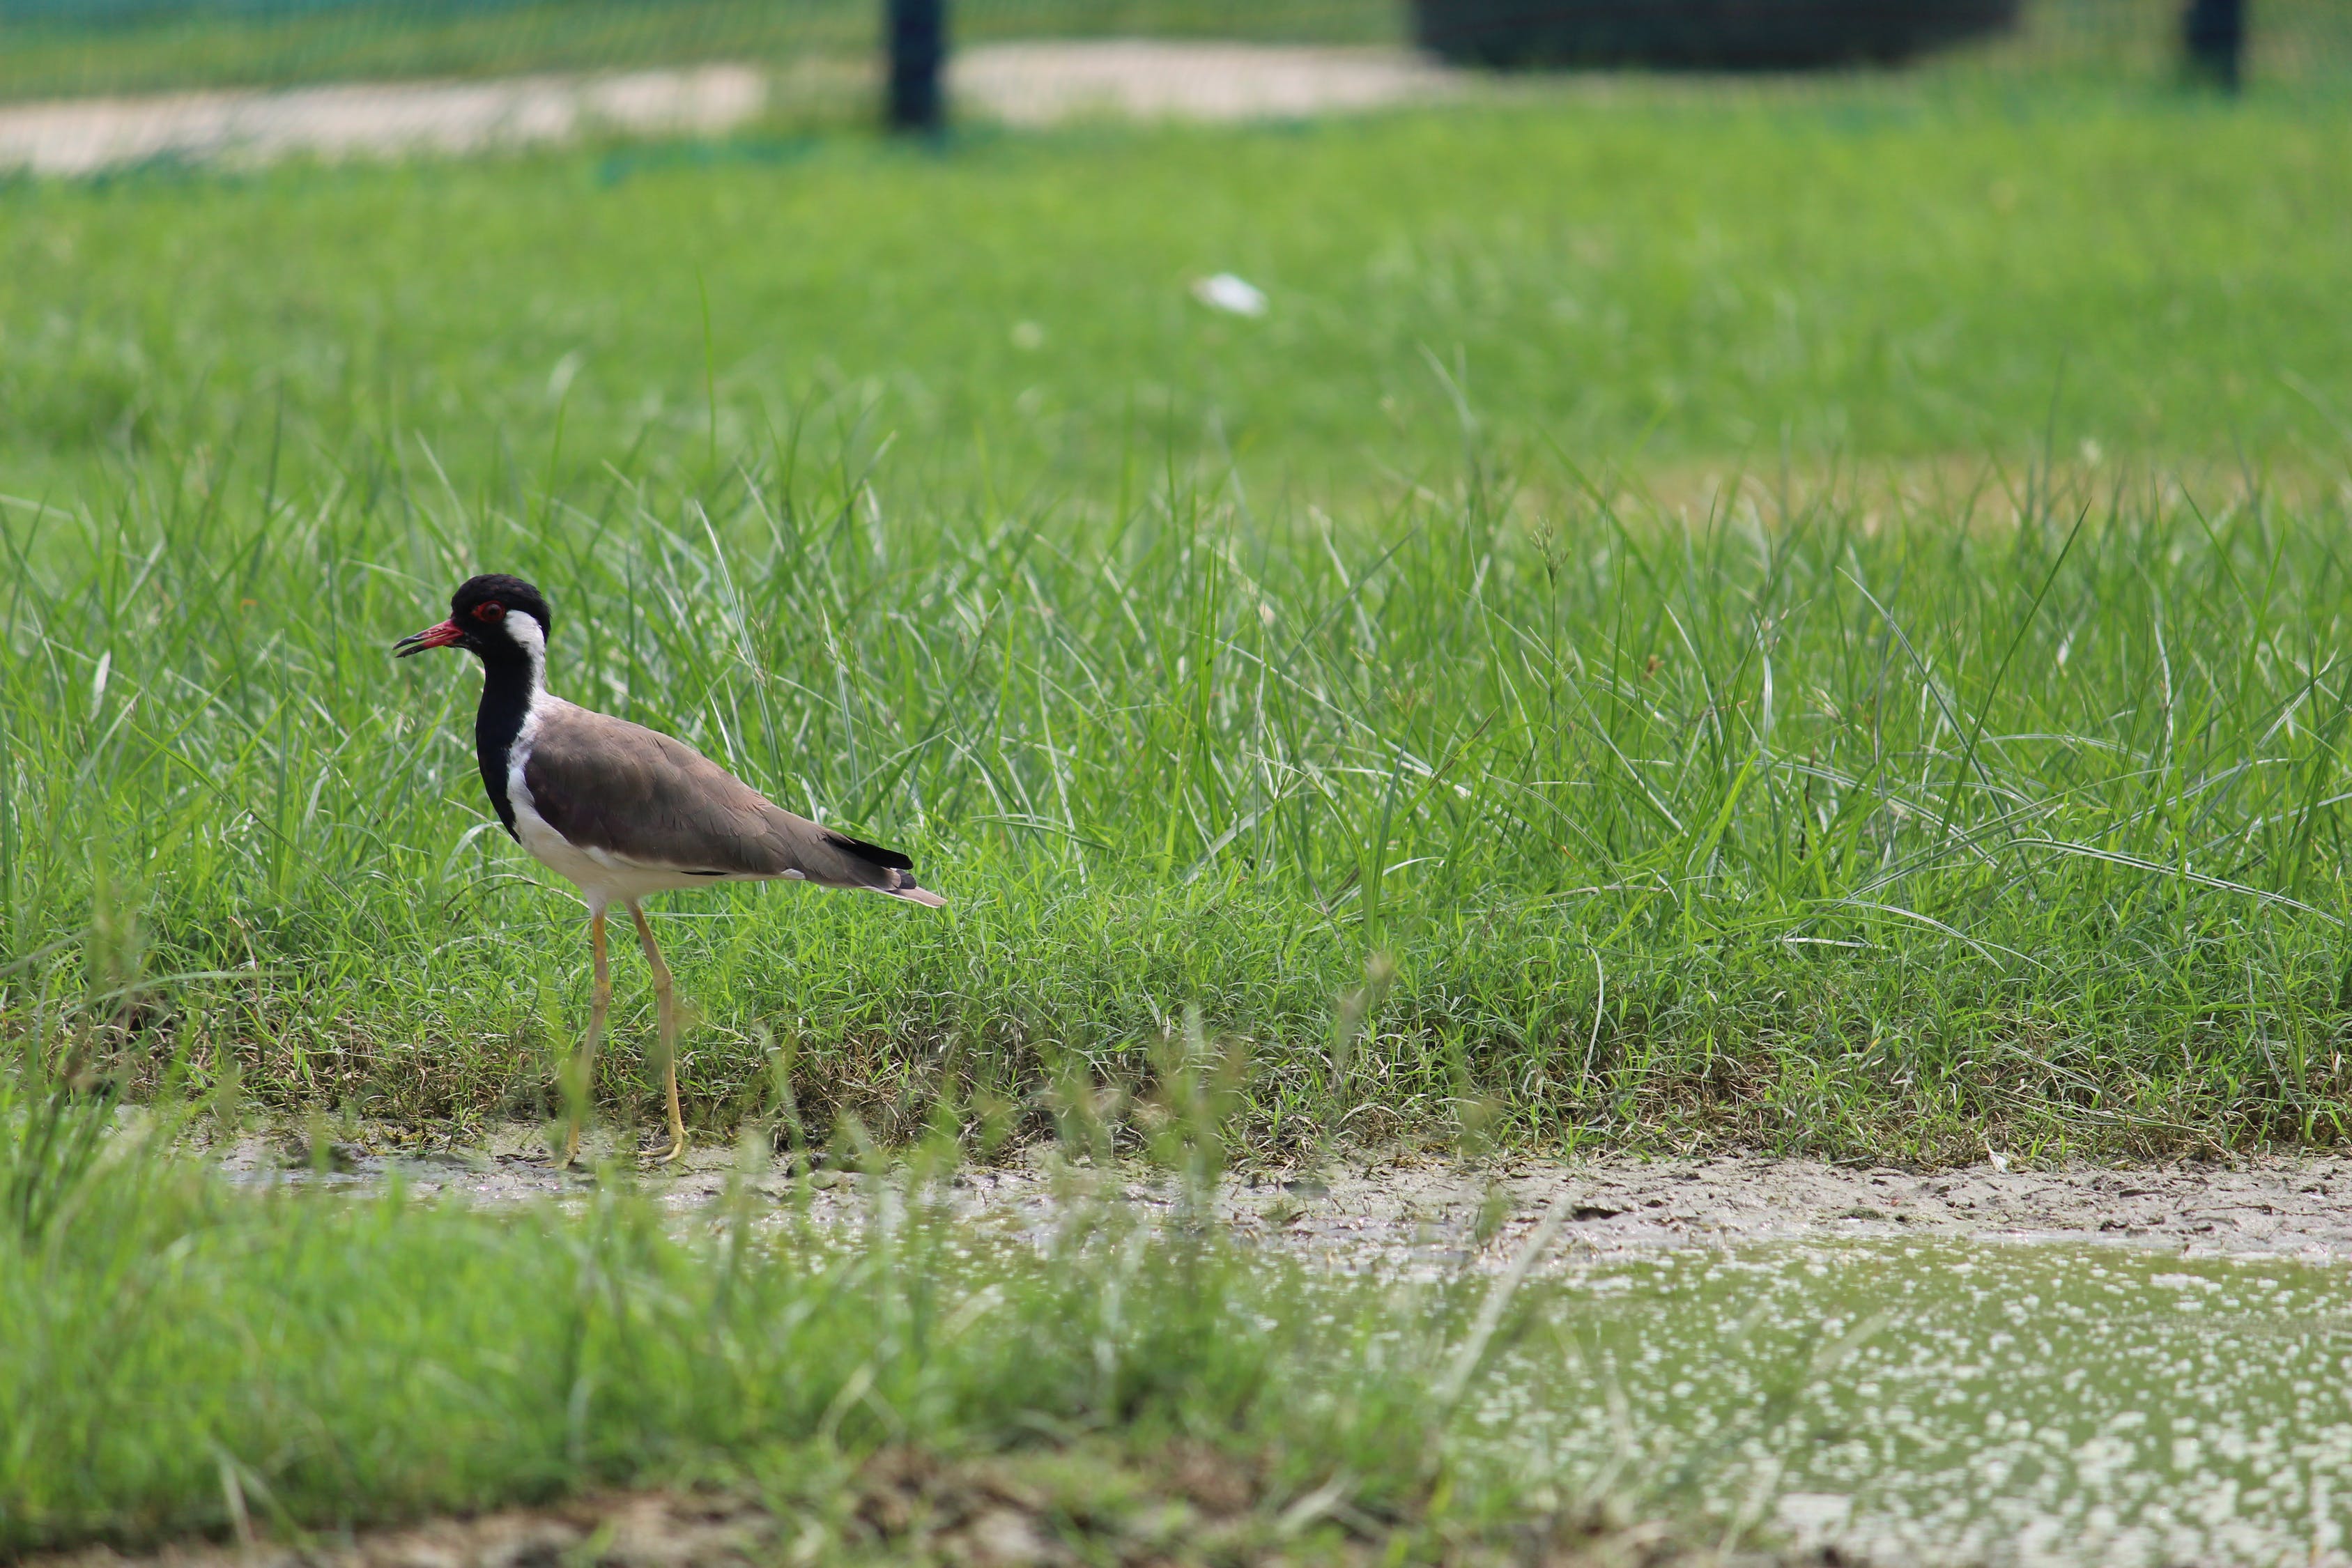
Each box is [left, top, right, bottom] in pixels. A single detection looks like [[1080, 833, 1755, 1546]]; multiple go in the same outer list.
[[0, 0, 2343, 110]]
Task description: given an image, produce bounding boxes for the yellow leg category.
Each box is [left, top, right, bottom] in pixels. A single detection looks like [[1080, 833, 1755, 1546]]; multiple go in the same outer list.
[[629, 900, 686, 1162], [560, 906, 610, 1168]]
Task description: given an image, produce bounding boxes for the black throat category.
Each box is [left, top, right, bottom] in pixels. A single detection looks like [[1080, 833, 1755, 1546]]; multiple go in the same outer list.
[[472, 640, 539, 840]]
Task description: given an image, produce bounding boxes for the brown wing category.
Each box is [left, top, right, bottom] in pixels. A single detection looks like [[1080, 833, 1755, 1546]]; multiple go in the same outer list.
[[522, 701, 943, 902]]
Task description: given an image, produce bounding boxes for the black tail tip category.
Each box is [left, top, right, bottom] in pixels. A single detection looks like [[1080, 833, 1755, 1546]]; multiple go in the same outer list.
[[824, 830, 914, 872], [890, 872, 948, 908]]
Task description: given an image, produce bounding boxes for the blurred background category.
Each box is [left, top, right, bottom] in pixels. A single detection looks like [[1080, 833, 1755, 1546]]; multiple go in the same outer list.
[[6, 0, 2344, 493], [0, 0, 2342, 123]]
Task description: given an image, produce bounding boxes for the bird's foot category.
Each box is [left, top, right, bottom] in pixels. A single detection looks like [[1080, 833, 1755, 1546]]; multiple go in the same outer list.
[[648, 1134, 687, 1165]]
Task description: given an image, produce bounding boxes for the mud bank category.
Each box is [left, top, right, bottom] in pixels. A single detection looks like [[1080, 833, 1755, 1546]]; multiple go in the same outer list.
[[212, 1127, 2352, 1266]]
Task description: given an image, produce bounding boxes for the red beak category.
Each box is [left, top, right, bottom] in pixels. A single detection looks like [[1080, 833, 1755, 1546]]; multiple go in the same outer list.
[[393, 619, 465, 659]]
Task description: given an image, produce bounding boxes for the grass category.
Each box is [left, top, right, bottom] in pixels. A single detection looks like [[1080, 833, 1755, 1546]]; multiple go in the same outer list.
[[16, 1063, 2352, 1564], [0, 1082, 1601, 1560], [4, 93, 2350, 507], [9, 438, 2352, 1164], [5, 92, 2352, 1163]]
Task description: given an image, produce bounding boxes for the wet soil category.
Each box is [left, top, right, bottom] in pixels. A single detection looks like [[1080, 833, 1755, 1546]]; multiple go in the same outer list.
[[213, 1124, 2352, 1266]]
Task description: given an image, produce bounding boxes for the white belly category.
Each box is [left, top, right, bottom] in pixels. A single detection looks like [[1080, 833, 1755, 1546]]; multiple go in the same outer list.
[[509, 798, 715, 906]]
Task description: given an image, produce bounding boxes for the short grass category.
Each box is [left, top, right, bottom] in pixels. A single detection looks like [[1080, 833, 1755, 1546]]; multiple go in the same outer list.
[[6, 91, 2352, 1162], [4, 90, 2349, 503]]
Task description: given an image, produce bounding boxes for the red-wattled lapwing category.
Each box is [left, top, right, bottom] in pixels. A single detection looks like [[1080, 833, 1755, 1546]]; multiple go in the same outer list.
[[396, 574, 944, 1165]]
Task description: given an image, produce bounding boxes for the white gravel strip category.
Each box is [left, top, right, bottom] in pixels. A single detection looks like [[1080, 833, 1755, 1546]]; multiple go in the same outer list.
[[0, 63, 767, 176], [952, 41, 1457, 125], [0, 43, 1461, 176]]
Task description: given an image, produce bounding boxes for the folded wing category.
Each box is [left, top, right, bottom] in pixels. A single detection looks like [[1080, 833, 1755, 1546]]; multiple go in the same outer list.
[[522, 701, 943, 904]]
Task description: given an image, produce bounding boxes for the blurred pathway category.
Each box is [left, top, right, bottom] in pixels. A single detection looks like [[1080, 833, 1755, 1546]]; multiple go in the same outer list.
[[0, 63, 767, 176], [953, 41, 1455, 125], [0, 43, 1456, 176]]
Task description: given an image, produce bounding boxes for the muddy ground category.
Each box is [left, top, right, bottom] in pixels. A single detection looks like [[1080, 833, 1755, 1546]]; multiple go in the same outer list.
[[38, 1452, 1702, 1568], [212, 1123, 2352, 1267]]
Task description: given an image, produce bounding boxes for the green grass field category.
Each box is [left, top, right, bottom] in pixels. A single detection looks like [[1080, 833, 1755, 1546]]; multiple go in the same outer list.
[[6, 66, 2352, 1565], [6, 89, 2352, 1166], [4, 86, 2349, 501]]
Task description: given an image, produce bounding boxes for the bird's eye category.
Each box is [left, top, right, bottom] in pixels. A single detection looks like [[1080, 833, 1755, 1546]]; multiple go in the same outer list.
[[473, 601, 505, 623]]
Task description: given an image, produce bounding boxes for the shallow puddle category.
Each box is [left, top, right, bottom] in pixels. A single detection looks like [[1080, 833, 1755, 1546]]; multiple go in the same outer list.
[[1479, 1238, 2352, 1566]]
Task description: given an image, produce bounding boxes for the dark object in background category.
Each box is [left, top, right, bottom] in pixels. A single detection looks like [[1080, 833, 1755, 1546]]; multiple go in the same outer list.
[[886, 0, 946, 131], [1413, 0, 2021, 70], [2183, 0, 2245, 89]]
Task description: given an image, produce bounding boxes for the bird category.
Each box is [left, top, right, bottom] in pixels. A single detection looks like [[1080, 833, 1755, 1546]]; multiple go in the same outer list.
[[395, 573, 944, 1165]]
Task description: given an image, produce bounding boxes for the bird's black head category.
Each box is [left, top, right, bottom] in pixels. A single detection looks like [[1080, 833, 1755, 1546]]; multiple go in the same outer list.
[[394, 574, 555, 663]]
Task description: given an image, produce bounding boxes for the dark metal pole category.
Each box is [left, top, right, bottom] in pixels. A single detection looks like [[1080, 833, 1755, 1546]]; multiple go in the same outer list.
[[886, 0, 946, 132], [2183, 0, 2245, 90]]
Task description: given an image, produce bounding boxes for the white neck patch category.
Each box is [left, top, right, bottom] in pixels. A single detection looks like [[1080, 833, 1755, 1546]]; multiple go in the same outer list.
[[500, 611, 549, 697]]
